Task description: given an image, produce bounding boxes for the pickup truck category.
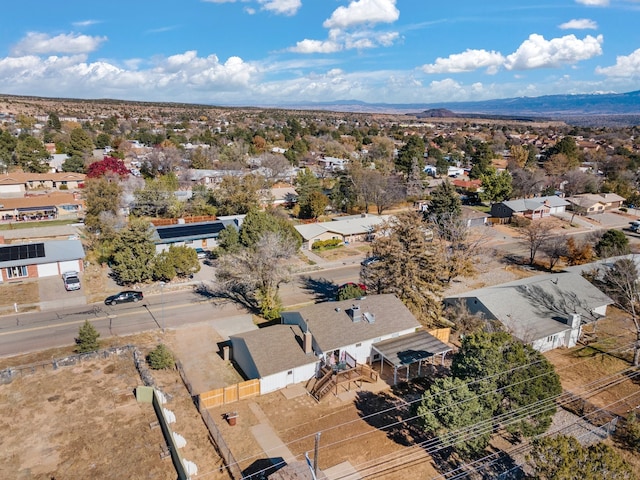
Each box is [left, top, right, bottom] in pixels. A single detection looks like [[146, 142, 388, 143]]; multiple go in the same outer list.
[[62, 271, 81, 291]]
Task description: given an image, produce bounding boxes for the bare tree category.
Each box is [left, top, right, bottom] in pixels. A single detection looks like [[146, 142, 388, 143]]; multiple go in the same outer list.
[[522, 220, 554, 265], [429, 212, 488, 282], [215, 231, 297, 320], [594, 257, 640, 366], [258, 153, 292, 184], [353, 169, 405, 214], [541, 235, 569, 271]]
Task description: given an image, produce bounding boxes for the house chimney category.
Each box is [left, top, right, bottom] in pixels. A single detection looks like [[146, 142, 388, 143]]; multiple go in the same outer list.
[[303, 330, 313, 354], [350, 304, 362, 322], [569, 313, 581, 329]]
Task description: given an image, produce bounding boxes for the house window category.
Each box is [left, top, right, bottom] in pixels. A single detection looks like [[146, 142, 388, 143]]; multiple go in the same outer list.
[[355, 343, 362, 347], [185, 240, 193, 245], [287, 370, 293, 375], [546, 335, 555, 343], [7, 266, 28, 279]]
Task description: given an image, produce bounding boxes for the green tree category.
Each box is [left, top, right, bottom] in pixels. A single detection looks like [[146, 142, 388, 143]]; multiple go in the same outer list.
[[0, 129, 17, 172], [146, 344, 175, 369], [451, 332, 561, 438], [214, 174, 263, 215], [361, 211, 444, 326], [15, 135, 50, 172], [416, 376, 491, 458], [83, 177, 123, 234], [110, 219, 156, 285], [239, 209, 301, 249], [132, 174, 180, 218], [527, 435, 633, 480], [336, 283, 365, 301], [299, 190, 329, 219], [595, 229, 629, 257], [428, 180, 461, 220], [67, 127, 94, 159], [330, 172, 358, 213], [469, 142, 495, 179], [61, 155, 85, 173], [75, 320, 101, 353], [480, 169, 513, 204], [164, 245, 200, 278], [217, 224, 241, 253], [95, 132, 112, 149], [47, 112, 61, 130], [396, 135, 425, 175]]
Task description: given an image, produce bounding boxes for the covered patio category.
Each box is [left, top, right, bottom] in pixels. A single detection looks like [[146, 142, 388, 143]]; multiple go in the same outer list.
[[371, 330, 453, 385]]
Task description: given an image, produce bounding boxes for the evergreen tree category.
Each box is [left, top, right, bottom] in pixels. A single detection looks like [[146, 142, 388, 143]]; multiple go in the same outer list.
[[75, 320, 100, 353], [428, 180, 461, 219], [361, 210, 444, 326], [110, 219, 156, 285], [416, 377, 491, 457], [146, 344, 175, 369], [396, 135, 425, 175]]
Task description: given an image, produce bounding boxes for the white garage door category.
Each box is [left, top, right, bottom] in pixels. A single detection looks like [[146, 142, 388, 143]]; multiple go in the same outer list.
[[59, 260, 80, 273], [37, 263, 60, 277]]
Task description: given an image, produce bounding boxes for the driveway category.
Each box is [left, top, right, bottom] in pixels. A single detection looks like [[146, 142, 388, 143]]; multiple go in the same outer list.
[[38, 274, 87, 310]]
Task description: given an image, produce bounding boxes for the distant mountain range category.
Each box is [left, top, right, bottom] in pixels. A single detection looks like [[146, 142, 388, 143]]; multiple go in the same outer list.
[[280, 90, 640, 127]]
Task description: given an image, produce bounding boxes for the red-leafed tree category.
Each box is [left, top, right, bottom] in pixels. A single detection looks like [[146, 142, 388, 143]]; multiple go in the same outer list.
[[86, 156, 130, 178]]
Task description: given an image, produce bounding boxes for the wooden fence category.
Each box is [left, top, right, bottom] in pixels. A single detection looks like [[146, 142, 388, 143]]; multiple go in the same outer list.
[[198, 379, 260, 409], [150, 215, 218, 226]]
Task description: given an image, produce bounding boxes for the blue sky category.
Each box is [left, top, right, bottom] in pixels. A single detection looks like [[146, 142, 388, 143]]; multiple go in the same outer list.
[[1, 0, 640, 106]]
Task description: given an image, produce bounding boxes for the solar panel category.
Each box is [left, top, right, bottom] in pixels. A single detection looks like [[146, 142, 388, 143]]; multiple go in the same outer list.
[[156, 222, 226, 240], [0, 243, 46, 263]]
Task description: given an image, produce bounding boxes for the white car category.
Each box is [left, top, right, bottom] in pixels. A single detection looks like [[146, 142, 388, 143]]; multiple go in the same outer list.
[[62, 271, 81, 291]]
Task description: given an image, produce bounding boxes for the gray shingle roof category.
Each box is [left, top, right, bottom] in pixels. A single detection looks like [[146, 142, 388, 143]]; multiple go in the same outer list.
[[283, 294, 421, 353], [0, 239, 85, 268], [446, 272, 612, 343], [231, 324, 317, 377]]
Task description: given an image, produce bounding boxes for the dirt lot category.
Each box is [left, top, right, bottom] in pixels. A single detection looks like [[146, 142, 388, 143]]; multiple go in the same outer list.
[[0, 337, 230, 480]]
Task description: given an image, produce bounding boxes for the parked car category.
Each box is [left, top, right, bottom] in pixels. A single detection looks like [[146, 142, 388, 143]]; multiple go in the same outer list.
[[195, 248, 208, 260], [361, 256, 381, 266], [62, 271, 81, 291], [104, 291, 144, 305]]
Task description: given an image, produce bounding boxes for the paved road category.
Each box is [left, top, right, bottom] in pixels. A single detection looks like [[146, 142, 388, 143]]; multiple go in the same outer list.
[[0, 265, 361, 358]]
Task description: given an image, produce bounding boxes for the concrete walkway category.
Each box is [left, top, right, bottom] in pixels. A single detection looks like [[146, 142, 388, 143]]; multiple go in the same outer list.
[[248, 402, 297, 465]]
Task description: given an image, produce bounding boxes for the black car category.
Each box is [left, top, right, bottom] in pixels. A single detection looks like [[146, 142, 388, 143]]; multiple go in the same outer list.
[[104, 290, 144, 305]]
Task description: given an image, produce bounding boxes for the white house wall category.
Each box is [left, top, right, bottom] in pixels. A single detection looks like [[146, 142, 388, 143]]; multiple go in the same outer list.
[[260, 362, 318, 394], [342, 327, 418, 364], [592, 305, 608, 317]]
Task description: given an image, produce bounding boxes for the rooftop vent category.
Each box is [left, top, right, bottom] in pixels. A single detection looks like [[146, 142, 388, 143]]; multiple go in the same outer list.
[[363, 312, 375, 324]]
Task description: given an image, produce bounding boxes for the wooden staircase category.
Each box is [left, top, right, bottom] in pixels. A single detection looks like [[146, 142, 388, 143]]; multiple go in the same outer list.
[[309, 363, 379, 401]]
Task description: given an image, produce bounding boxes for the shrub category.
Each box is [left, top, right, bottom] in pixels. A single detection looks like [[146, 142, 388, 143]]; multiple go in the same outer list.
[[75, 320, 100, 353], [146, 344, 175, 370], [311, 238, 342, 250]]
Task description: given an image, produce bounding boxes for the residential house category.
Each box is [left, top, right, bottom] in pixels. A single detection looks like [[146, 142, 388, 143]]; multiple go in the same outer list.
[[294, 214, 389, 249], [0, 192, 84, 221], [461, 206, 490, 228], [151, 216, 244, 253], [0, 172, 86, 197], [230, 294, 451, 394], [490, 195, 570, 221], [444, 272, 613, 352], [0, 238, 85, 282], [260, 186, 298, 208], [566, 193, 626, 215]]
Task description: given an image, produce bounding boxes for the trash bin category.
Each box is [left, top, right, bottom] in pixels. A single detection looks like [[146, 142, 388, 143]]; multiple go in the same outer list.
[[227, 412, 238, 426]]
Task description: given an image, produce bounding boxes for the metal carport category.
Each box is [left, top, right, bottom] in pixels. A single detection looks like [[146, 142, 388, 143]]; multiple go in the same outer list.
[[371, 330, 453, 385]]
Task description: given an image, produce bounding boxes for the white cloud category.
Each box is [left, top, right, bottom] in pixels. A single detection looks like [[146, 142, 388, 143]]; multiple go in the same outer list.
[[596, 48, 640, 77], [504, 33, 603, 70], [575, 0, 609, 5], [72, 20, 100, 27], [11, 32, 107, 55], [289, 39, 342, 54], [258, 0, 301, 15], [324, 0, 399, 29], [559, 18, 598, 29], [421, 49, 505, 74]]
